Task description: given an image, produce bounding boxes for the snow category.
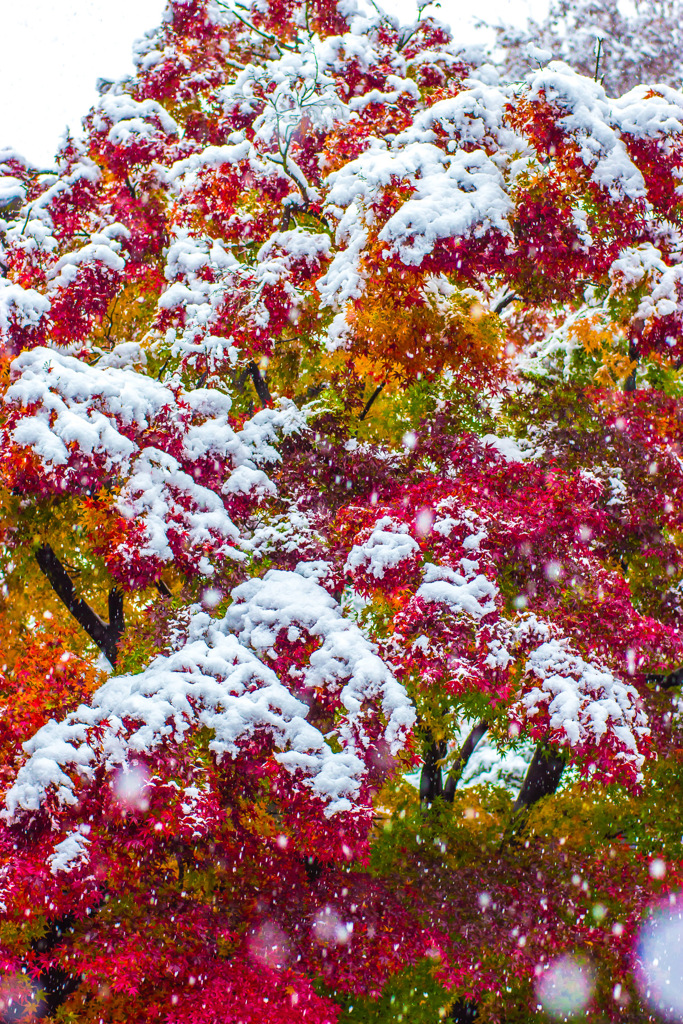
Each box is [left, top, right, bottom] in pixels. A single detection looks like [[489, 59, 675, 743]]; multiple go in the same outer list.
[[222, 45, 349, 155], [517, 307, 601, 381], [348, 74, 419, 112], [91, 92, 179, 139], [325, 141, 512, 270], [166, 139, 255, 186], [4, 346, 304, 482], [158, 226, 330, 371], [524, 62, 647, 201], [4, 572, 415, 821], [96, 341, 148, 370], [234, 399, 308, 467], [417, 562, 498, 619], [45, 227, 128, 290], [116, 447, 242, 572], [256, 228, 331, 269], [345, 517, 420, 579], [316, 222, 368, 313], [246, 507, 325, 560], [49, 828, 90, 874], [0, 176, 24, 207], [0, 279, 50, 337], [3, 349, 312, 578], [5, 348, 175, 473], [397, 79, 520, 155], [459, 735, 535, 794], [481, 434, 529, 463], [224, 570, 415, 753], [613, 83, 683, 140], [609, 244, 683, 326], [513, 635, 649, 778]]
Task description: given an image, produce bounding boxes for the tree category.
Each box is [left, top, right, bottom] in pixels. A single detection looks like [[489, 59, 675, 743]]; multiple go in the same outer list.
[[2, 0, 683, 1020], [489, 0, 683, 97]]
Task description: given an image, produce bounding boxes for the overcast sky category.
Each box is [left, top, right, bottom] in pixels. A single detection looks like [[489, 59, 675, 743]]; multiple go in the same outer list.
[[1, 0, 547, 167]]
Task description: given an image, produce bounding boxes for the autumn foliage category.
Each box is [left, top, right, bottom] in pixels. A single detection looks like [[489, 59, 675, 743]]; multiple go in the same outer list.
[[3, 0, 683, 1020]]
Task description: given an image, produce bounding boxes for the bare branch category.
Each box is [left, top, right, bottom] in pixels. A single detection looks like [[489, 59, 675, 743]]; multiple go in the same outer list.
[[35, 544, 125, 666], [215, 1, 294, 51], [359, 380, 386, 421], [156, 579, 173, 599], [443, 720, 489, 802], [493, 292, 519, 315], [248, 359, 272, 406], [594, 36, 604, 82]]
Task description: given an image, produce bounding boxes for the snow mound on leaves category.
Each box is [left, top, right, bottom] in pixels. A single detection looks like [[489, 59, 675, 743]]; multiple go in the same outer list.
[[4, 573, 414, 821], [417, 561, 498, 620], [512, 633, 649, 782], [225, 570, 415, 753], [345, 517, 420, 580]]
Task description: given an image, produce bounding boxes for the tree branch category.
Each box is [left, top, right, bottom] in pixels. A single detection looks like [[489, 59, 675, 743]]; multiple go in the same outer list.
[[359, 380, 386, 421], [493, 292, 519, 315], [646, 666, 683, 689], [216, 1, 294, 52], [594, 36, 603, 82], [248, 360, 272, 406], [35, 544, 125, 666], [443, 720, 489, 803]]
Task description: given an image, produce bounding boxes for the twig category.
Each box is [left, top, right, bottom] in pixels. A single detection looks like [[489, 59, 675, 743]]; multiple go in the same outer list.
[[594, 37, 603, 82], [215, 1, 293, 52], [20, 205, 33, 235], [156, 356, 171, 381]]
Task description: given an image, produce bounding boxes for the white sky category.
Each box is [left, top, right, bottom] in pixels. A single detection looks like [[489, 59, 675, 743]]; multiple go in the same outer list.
[[1, 0, 547, 167]]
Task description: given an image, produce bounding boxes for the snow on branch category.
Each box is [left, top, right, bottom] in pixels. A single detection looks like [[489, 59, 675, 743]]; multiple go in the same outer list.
[[224, 569, 415, 753], [510, 630, 650, 786]]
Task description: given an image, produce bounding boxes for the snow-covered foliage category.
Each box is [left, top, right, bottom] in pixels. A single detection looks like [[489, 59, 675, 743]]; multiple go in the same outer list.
[[6, 572, 413, 820], [2, 0, 683, 1020]]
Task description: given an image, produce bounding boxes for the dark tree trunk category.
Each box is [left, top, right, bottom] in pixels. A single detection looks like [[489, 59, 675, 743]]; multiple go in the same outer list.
[[646, 666, 683, 689], [30, 914, 79, 1020], [513, 743, 566, 812], [625, 339, 638, 393], [420, 739, 447, 809], [449, 998, 478, 1022]]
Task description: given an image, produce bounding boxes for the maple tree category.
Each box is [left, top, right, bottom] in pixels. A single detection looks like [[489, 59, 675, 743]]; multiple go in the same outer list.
[[2, 0, 683, 1021]]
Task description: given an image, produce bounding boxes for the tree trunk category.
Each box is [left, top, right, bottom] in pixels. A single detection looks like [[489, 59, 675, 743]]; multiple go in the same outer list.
[[513, 743, 566, 812], [420, 739, 447, 809]]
